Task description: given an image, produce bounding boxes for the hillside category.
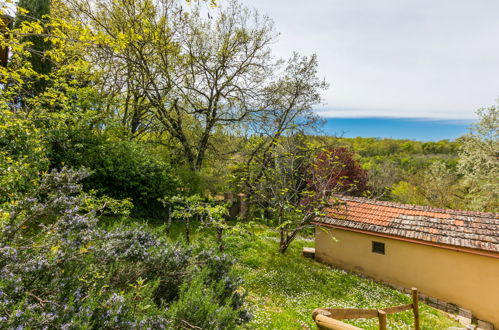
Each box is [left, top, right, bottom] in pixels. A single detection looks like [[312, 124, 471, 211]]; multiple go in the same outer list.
[[167, 223, 461, 329]]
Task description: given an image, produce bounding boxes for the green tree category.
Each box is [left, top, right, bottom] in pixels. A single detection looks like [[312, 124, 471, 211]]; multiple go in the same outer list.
[[14, 0, 53, 94], [457, 106, 498, 212], [367, 159, 401, 198], [240, 132, 341, 253], [164, 195, 230, 251], [392, 161, 461, 209], [69, 0, 327, 171], [391, 181, 427, 206], [420, 161, 461, 209]]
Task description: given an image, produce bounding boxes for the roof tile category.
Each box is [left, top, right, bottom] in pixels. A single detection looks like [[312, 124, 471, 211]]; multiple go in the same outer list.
[[317, 196, 499, 253]]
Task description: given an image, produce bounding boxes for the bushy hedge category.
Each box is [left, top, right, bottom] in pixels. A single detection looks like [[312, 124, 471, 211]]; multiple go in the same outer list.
[[81, 140, 179, 217], [47, 127, 179, 217], [0, 168, 248, 328]]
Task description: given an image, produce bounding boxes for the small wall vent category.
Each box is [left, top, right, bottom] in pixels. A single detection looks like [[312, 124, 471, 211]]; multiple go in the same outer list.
[[372, 241, 385, 255]]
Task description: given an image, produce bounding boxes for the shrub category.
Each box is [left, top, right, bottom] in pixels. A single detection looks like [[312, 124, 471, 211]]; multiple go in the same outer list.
[[0, 110, 49, 205], [83, 140, 179, 217], [47, 127, 179, 217], [0, 168, 248, 328], [168, 271, 240, 329]]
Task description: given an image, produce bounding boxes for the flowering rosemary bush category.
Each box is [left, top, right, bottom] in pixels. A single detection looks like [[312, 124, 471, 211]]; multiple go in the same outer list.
[[0, 168, 248, 328]]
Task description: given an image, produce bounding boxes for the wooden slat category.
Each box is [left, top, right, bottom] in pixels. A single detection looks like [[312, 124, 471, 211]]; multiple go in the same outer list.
[[314, 303, 414, 320], [312, 287, 421, 329], [381, 303, 413, 314], [315, 315, 363, 330], [325, 308, 379, 320]]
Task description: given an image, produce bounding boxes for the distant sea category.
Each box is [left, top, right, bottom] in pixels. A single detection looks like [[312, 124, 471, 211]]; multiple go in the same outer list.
[[321, 117, 474, 141]]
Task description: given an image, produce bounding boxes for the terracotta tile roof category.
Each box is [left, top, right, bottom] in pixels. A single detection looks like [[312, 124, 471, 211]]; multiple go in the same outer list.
[[316, 196, 499, 253]]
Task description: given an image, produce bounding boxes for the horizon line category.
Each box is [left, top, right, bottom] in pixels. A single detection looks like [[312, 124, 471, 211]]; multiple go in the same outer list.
[[318, 116, 476, 123]]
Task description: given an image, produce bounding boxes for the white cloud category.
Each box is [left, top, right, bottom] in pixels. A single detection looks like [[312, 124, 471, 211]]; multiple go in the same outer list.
[[238, 0, 499, 119]]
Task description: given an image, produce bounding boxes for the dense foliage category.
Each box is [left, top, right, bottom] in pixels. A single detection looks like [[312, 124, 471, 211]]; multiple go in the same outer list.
[[48, 130, 179, 216], [457, 106, 498, 211], [0, 168, 248, 328], [0, 110, 49, 204], [319, 124, 498, 212], [311, 147, 369, 196]]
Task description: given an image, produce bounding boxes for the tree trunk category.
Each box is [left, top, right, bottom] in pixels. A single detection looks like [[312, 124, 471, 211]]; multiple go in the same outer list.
[[216, 227, 224, 252], [185, 218, 190, 245], [279, 227, 286, 253], [194, 116, 216, 171], [279, 229, 300, 254], [166, 204, 172, 235]]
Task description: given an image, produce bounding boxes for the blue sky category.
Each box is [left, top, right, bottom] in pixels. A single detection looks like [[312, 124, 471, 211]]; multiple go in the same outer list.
[[239, 0, 499, 121]]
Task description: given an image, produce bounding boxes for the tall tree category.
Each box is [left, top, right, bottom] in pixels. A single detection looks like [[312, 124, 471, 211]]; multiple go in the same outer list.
[[67, 0, 327, 170], [15, 0, 53, 94]]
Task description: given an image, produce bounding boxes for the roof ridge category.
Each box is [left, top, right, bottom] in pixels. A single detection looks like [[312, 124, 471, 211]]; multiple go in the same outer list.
[[335, 195, 499, 218]]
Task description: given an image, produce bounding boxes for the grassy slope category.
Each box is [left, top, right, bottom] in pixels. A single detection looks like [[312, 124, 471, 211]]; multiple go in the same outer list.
[[149, 221, 460, 329], [224, 227, 459, 329]]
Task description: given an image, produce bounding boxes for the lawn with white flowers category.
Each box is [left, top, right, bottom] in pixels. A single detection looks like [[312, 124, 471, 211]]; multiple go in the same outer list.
[[218, 226, 460, 329]]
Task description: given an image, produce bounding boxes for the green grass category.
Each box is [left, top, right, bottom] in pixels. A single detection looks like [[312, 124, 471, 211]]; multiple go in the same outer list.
[[122, 219, 461, 329]]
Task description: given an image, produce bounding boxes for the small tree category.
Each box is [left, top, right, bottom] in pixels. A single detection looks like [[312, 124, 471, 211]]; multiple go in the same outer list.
[[162, 195, 229, 251], [164, 195, 203, 245], [203, 203, 230, 252], [244, 133, 345, 253], [310, 147, 369, 197]]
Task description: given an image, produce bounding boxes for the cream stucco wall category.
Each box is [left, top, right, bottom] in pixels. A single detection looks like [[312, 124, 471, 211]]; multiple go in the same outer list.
[[315, 227, 499, 327]]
